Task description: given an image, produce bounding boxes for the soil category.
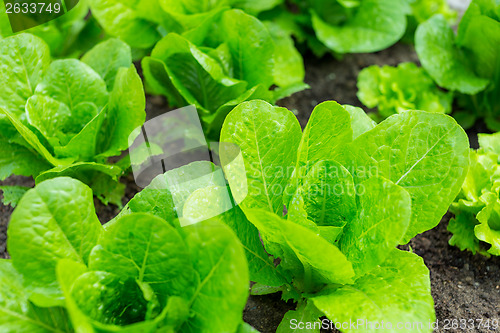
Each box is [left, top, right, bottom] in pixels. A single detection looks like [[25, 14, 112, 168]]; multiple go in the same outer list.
[[0, 39, 498, 333]]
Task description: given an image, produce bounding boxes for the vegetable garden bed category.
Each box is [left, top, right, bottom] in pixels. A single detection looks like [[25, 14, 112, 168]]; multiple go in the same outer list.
[[1, 42, 498, 333], [1, 0, 500, 332]]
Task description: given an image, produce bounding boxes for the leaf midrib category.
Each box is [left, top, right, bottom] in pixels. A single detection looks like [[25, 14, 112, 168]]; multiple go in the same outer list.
[[395, 126, 453, 186]]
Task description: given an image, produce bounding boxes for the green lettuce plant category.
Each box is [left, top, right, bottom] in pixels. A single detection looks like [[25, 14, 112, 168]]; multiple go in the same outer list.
[[0, 33, 145, 206], [415, 0, 500, 131], [89, 1, 306, 136], [449, 132, 500, 257], [141, 8, 307, 137], [35, 99, 468, 331], [177, 99, 469, 331], [0, 0, 103, 58], [402, 0, 456, 42], [258, 0, 454, 58], [0, 177, 253, 333], [257, 0, 410, 57], [88, 0, 282, 50], [357, 62, 453, 121]]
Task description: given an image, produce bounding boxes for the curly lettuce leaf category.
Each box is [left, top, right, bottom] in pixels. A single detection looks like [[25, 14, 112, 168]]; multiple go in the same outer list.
[[475, 192, 500, 255], [0, 185, 29, 207], [449, 133, 500, 256], [448, 209, 483, 254], [357, 62, 452, 119], [408, 0, 456, 24]]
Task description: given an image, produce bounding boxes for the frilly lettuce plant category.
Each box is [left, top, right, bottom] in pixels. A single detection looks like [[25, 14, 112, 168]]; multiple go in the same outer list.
[[174, 99, 468, 332], [0, 177, 253, 333], [449, 132, 500, 257], [0, 33, 145, 206], [415, 0, 500, 130], [357, 62, 453, 121]]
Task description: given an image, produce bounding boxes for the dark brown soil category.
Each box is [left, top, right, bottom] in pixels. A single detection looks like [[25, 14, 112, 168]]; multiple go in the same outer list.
[[1, 41, 499, 333], [0, 176, 33, 259], [277, 43, 419, 128]]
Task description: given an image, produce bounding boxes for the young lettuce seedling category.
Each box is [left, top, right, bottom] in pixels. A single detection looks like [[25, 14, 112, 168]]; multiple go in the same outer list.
[[206, 99, 468, 332], [0, 34, 146, 206], [0, 177, 253, 333], [449, 132, 500, 257]]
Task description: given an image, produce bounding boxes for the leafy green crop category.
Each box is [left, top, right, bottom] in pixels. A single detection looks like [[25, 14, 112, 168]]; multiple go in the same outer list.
[[0, 0, 103, 58], [449, 132, 500, 257], [357, 62, 453, 121], [402, 0, 456, 42], [415, 0, 500, 131], [90, 1, 306, 136], [168, 99, 468, 331], [257, 0, 410, 57], [0, 33, 145, 206], [257, 0, 454, 57], [141, 8, 307, 137], [89, 0, 281, 50], [407, 0, 456, 24], [0, 177, 251, 333]]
